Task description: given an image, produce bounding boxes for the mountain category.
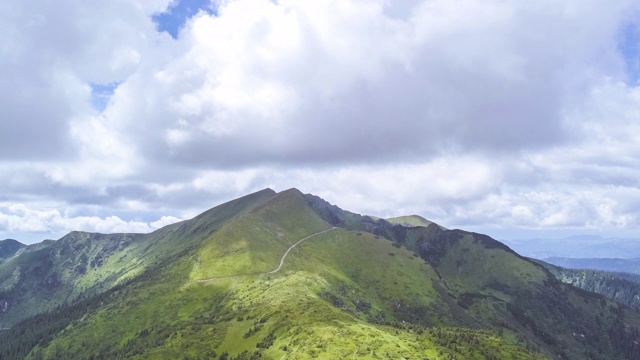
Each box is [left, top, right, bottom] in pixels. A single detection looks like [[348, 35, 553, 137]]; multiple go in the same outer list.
[[543, 257, 640, 275], [386, 215, 436, 227], [0, 239, 25, 262], [503, 236, 640, 259], [0, 188, 277, 327], [535, 259, 640, 310], [1, 188, 640, 359]]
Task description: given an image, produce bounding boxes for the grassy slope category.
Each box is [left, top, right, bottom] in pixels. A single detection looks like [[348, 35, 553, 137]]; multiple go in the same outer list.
[[0, 240, 25, 263], [386, 215, 435, 227], [303, 192, 640, 359], [190, 188, 331, 279], [4, 188, 640, 359], [16, 189, 542, 360], [0, 233, 142, 326], [0, 188, 277, 328], [422, 231, 640, 360], [433, 232, 546, 296], [535, 259, 640, 310]]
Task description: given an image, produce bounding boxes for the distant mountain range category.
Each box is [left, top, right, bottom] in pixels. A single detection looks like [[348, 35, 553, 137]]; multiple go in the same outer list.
[[543, 257, 640, 275], [533, 259, 640, 310], [0, 239, 25, 261], [1, 188, 640, 359], [503, 235, 640, 259]]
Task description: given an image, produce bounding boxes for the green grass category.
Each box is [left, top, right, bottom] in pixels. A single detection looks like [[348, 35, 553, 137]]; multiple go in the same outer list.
[[5, 188, 640, 360], [0, 189, 277, 328], [434, 233, 547, 296], [18, 204, 544, 359], [386, 215, 435, 227]]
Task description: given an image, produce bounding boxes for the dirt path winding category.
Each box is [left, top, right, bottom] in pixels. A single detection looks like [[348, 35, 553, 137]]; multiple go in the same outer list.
[[195, 227, 337, 283], [268, 227, 337, 274]]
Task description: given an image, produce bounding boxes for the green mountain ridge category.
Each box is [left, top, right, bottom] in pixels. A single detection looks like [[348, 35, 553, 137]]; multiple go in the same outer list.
[[0, 240, 25, 262], [386, 215, 436, 228], [535, 259, 640, 310], [544, 257, 640, 275], [0, 188, 277, 327], [1, 188, 639, 359]]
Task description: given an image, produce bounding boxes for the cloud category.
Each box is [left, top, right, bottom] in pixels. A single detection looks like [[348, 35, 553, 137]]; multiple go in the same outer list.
[[102, 0, 635, 169], [0, 202, 184, 241], [0, 0, 170, 160], [1, 0, 640, 242]]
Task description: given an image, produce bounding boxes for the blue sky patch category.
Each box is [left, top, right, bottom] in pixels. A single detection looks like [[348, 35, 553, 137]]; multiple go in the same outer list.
[[619, 23, 640, 85], [90, 82, 120, 112], [153, 0, 216, 39]]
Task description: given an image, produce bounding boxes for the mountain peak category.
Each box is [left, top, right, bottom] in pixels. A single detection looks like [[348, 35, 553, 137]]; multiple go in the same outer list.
[[386, 215, 435, 227], [194, 188, 277, 217], [249, 187, 309, 215], [0, 239, 24, 246], [278, 187, 303, 196], [0, 239, 26, 259]]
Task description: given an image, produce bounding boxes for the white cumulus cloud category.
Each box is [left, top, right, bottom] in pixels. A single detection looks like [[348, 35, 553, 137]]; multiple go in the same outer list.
[[1, 0, 640, 242]]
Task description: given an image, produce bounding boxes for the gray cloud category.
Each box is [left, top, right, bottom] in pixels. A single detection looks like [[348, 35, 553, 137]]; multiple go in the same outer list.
[[103, 0, 632, 170], [0, 0, 170, 160], [1, 0, 640, 242]]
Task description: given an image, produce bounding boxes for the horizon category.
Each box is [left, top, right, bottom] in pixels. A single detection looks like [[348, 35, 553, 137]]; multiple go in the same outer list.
[[2, 187, 638, 246], [2, 0, 640, 245]]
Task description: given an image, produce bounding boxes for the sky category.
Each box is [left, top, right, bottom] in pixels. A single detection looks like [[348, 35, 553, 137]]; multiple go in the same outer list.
[[1, 0, 640, 244]]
